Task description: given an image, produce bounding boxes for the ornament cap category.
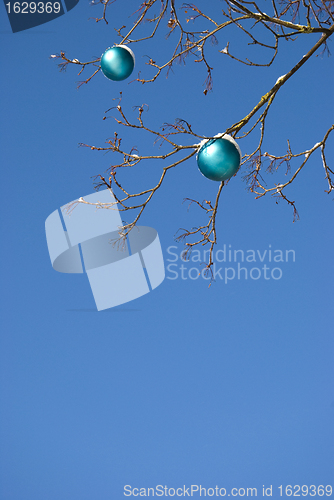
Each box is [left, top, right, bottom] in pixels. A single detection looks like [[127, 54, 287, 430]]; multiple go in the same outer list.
[[196, 133, 241, 160]]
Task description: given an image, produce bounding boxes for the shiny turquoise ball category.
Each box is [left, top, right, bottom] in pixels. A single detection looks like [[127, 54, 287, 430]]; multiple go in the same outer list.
[[197, 135, 241, 182], [100, 45, 135, 81]]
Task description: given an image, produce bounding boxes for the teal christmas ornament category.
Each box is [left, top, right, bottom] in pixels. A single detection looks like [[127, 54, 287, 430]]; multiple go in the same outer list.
[[100, 45, 135, 81], [197, 134, 241, 182]]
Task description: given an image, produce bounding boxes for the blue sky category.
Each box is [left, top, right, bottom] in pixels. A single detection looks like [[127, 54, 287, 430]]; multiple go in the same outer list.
[[0, 1, 333, 499]]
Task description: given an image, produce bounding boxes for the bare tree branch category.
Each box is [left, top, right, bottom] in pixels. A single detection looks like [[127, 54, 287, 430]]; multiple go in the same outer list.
[[52, 0, 334, 280]]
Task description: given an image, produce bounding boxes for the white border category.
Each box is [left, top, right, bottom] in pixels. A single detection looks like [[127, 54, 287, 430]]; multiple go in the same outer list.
[[114, 44, 135, 64]]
